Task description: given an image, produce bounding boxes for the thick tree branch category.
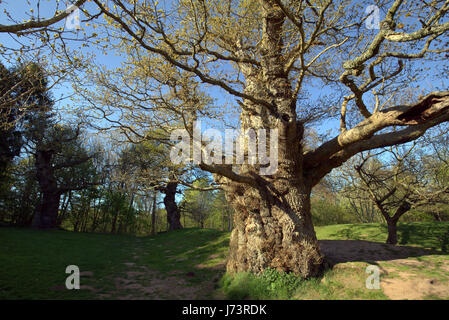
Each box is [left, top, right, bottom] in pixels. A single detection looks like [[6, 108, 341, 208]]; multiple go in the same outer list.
[[304, 91, 449, 186]]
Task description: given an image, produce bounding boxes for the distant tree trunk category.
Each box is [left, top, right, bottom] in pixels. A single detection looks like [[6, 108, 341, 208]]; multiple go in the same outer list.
[[32, 191, 62, 229], [222, 208, 225, 232], [164, 181, 182, 231], [81, 207, 89, 232], [73, 208, 83, 232], [31, 149, 62, 229], [384, 202, 411, 245], [111, 212, 118, 234], [386, 219, 398, 245], [126, 193, 135, 233], [183, 210, 186, 228], [91, 197, 100, 232], [151, 192, 157, 235], [430, 211, 442, 221]]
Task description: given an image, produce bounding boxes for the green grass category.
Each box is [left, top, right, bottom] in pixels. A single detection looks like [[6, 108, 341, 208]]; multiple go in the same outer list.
[[316, 222, 449, 252], [220, 262, 390, 300], [0, 227, 228, 299], [1, 221, 448, 300], [0, 227, 137, 299]]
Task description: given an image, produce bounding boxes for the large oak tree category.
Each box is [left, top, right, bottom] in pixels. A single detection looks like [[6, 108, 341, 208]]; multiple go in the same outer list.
[[77, 0, 449, 277]]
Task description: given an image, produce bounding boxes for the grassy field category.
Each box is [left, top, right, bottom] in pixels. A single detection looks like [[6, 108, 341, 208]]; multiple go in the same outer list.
[[1, 222, 448, 300]]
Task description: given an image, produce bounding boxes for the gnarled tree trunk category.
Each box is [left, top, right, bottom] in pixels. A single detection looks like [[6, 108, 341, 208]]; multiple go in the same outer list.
[[223, 179, 323, 277], [215, 67, 324, 276], [217, 116, 324, 276], [32, 191, 61, 229]]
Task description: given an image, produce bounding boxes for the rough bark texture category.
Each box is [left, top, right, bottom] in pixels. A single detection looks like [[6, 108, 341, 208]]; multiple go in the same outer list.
[[221, 176, 324, 277], [164, 181, 182, 230], [218, 110, 324, 276]]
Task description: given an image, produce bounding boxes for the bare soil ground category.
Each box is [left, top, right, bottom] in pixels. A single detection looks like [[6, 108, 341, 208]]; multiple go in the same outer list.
[[319, 240, 449, 300], [81, 257, 225, 300], [79, 239, 449, 300]]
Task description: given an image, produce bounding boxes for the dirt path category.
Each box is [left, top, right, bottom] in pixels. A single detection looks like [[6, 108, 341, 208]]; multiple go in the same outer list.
[[81, 239, 226, 300], [101, 264, 211, 300], [320, 240, 449, 300], [381, 262, 449, 300]]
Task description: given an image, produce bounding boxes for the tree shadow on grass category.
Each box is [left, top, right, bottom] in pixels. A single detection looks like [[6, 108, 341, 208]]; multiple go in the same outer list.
[[319, 239, 442, 266], [339, 223, 449, 249], [319, 222, 449, 266]]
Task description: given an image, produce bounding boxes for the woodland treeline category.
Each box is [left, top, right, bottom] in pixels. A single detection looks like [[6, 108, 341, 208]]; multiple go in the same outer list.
[[0, 62, 234, 234], [1, 62, 447, 240]]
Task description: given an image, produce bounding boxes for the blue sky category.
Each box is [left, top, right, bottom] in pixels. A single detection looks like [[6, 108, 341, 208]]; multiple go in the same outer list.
[[1, 0, 448, 142]]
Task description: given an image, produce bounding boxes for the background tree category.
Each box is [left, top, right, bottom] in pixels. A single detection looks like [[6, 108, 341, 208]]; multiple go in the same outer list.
[[0, 62, 51, 173], [0, 61, 96, 229], [210, 189, 235, 232], [335, 157, 384, 224], [17, 66, 96, 229], [117, 140, 184, 231], [29, 116, 95, 229], [180, 179, 215, 229], [0, 157, 40, 226], [351, 141, 449, 244], [310, 177, 355, 226]]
